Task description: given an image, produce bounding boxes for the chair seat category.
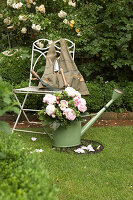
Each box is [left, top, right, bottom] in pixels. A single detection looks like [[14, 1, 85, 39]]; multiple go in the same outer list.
[[13, 86, 59, 94]]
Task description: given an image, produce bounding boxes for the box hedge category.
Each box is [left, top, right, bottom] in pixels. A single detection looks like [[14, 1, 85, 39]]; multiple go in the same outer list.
[[0, 132, 58, 200]]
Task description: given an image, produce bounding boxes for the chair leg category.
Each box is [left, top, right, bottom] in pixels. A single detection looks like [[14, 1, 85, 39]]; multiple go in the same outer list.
[[12, 93, 30, 132], [12, 92, 45, 134]]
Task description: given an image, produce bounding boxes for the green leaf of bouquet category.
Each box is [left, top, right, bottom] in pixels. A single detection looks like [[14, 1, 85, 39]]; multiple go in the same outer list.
[[80, 112, 90, 117]]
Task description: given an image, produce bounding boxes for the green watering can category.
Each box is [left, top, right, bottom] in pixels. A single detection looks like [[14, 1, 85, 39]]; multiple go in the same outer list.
[[44, 89, 124, 147]]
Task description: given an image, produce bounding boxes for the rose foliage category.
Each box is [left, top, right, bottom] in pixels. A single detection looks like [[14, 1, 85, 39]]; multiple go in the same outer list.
[[0, 0, 133, 82]]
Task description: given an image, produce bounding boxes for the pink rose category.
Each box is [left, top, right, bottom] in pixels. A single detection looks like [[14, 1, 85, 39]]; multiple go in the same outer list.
[[77, 104, 87, 112], [63, 108, 76, 121], [43, 94, 57, 104], [59, 100, 68, 111]]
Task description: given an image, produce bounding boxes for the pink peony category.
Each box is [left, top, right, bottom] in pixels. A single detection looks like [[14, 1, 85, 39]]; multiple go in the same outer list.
[[80, 98, 86, 105], [73, 96, 81, 107], [43, 94, 57, 104], [63, 108, 76, 121], [77, 104, 87, 112], [73, 97, 86, 107], [59, 100, 68, 111]]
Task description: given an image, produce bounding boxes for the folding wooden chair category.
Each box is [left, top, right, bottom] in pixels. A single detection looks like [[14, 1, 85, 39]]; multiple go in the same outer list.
[[12, 38, 75, 133]]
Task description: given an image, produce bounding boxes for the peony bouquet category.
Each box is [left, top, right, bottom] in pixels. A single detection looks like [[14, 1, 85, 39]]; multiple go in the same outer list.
[[38, 87, 88, 130]]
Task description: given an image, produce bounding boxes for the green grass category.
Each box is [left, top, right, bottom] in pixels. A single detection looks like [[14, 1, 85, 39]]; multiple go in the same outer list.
[[13, 126, 133, 200]]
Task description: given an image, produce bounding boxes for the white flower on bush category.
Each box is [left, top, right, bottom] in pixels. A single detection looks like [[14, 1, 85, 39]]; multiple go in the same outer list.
[[4, 17, 11, 25], [0, 14, 3, 18], [37, 42, 44, 48], [36, 25, 41, 31], [63, 19, 69, 25], [7, 0, 12, 6], [26, 3, 31, 8], [43, 94, 57, 104], [46, 104, 55, 116], [59, 100, 68, 111], [36, 4, 45, 14], [21, 27, 27, 34], [12, 2, 23, 9], [65, 87, 76, 97], [19, 15, 27, 21], [58, 10, 67, 18], [63, 108, 76, 121], [68, 0, 76, 7], [32, 24, 41, 31]]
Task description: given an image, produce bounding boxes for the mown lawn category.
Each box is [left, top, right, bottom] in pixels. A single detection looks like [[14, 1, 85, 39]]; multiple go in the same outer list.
[[14, 126, 133, 200]]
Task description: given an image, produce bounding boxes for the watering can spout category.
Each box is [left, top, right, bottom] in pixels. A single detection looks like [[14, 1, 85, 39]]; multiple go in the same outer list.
[[81, 88, 124, 136]]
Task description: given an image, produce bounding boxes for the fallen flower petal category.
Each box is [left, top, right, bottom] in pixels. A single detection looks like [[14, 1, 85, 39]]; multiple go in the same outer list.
[[31, 137, 37, 141]]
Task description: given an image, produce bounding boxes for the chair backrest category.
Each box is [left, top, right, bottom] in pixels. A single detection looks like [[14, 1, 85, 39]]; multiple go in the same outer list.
[[29, 38, 75, 87]]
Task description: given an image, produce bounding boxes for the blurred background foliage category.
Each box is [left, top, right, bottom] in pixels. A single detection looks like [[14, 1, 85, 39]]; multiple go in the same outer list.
[[0, 0, 133, 112]]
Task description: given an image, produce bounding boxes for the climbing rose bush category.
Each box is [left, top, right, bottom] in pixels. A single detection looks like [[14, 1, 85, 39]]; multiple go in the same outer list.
[[39, 87, 88, 130]]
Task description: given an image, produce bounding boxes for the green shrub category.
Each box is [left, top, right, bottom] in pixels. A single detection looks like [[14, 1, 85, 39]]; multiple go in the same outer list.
[[85, 81, 104, 113], [0, 47, 31, 84], [123, 82, 133, 111], [0, 132, 58, 200], [0, 0, 133, 81], [0, 76, 19, 133]]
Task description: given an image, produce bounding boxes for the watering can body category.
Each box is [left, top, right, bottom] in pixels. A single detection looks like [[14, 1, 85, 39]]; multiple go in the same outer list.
[[53, 121, 81, 147]]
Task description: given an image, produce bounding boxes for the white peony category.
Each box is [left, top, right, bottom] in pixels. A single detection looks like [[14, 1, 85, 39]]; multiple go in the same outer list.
[[65, 87, 76, 97], [46, 104, 55, 116], [75, 90, 81, 97]]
